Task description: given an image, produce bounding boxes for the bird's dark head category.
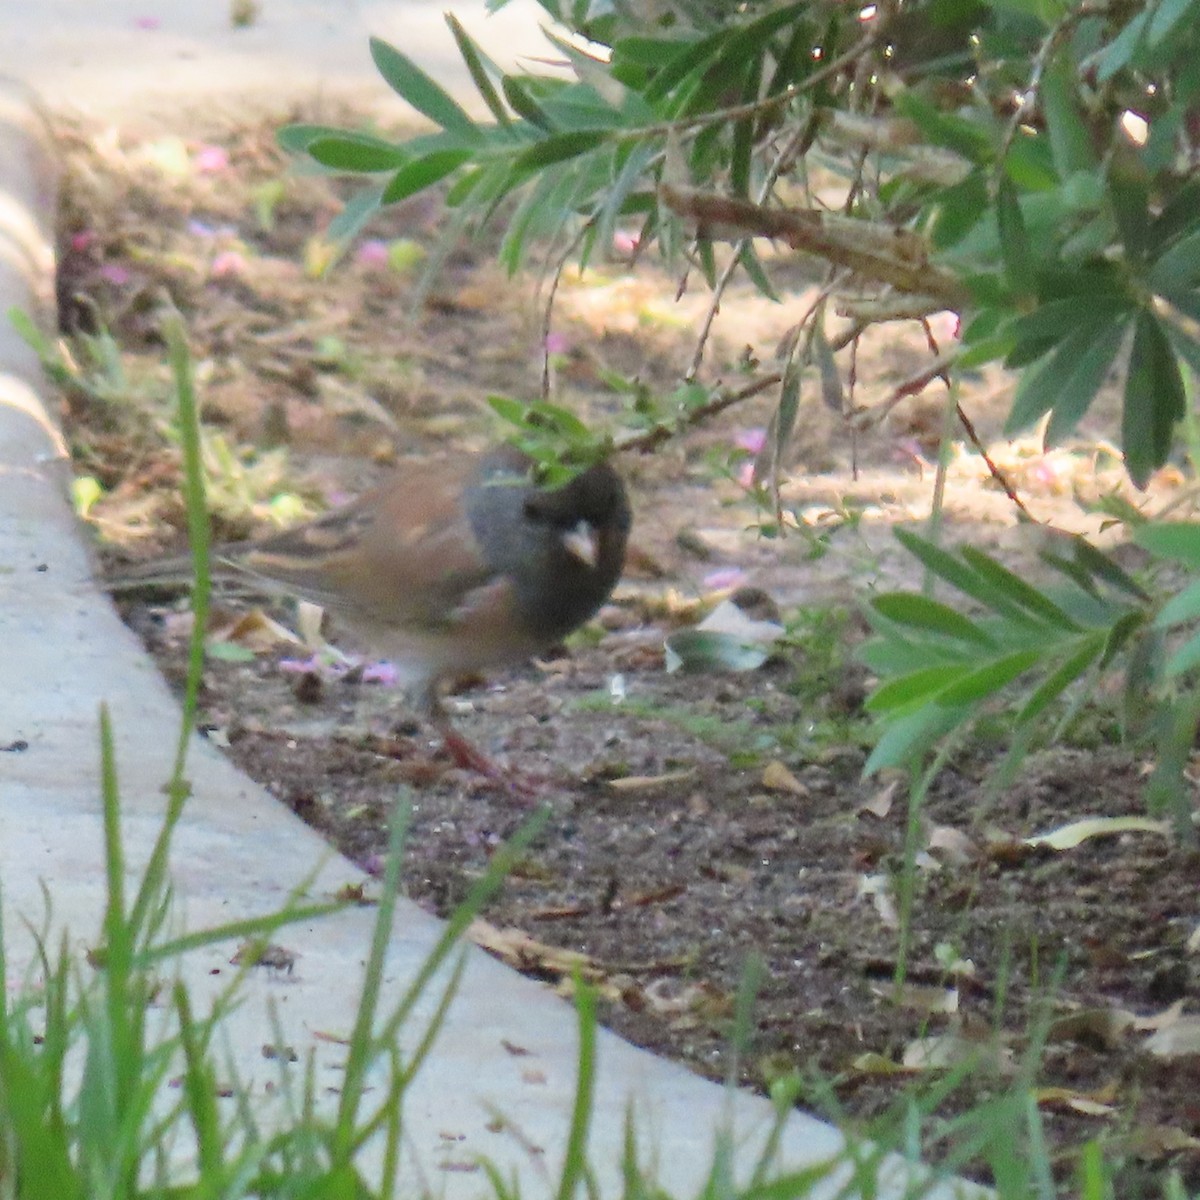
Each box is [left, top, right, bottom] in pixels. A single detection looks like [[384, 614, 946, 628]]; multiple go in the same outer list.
[[469, 452, 631, 642]]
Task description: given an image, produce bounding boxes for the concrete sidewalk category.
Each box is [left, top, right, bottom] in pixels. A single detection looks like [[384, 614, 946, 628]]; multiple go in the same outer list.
[[1, 1, 550, 120], [0, 5, 987, 1195]]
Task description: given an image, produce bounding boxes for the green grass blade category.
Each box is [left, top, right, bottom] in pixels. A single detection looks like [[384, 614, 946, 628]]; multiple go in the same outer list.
[[555, 977, 597, 1200]]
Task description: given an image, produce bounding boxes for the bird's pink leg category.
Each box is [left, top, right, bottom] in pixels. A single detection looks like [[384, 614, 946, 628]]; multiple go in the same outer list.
[[434, 714, 541, 803]]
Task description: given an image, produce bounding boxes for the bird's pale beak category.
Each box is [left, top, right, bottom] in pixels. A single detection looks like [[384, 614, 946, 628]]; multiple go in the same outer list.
[[561, 520, 599, 568]]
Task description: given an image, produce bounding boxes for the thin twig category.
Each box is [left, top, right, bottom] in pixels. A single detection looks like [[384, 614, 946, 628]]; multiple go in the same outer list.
[[851, 350, 960, 427], [627, 30, 878, 145], [540, 221, 591, 402], [686, 118, 819, 381], [994, 4, 1105, 182], [955, 403, 1037, 522], [659, 186, 970, 306], [614, 373, 783, 455]]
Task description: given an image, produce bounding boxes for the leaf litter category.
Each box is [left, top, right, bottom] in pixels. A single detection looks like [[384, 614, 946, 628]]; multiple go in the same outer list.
[[53, 109, 1200, 1193]]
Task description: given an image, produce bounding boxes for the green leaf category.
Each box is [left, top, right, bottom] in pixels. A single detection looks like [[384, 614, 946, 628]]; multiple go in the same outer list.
[[1164, 627, 1200, 677], [1016, 633, 1106, 725], [1041, 60, 1097, 179], [381, 150, 472, 204], [324, 185, 384, 243], [930, 172, 990, 250], [1042, 320, 1128, 444], [1101, 609, 1149, 666], [446, 14, 511, 126], [864, 705, 963, 774], [1150, 227, 1200, 297], [813, 316, 843, 414], [664, 630, 772, 673], [1009, 295, 1129, 346], [502, 76, 554, 130], [370, 37, 481, 142], [277, 123, 352, 154], [958, 547, 1084, 630], [643, 28, 727, 104], [206, 641, 256, 663], [866, 665, 972, 713], [307, 135, 406, 173], [1136, 522, 1200, 569], [1003, 329, 1075, 432], [513, 129, 610, 170], [730, 58, 758, 198], [1108, 150, 1152, 262], [893, 528, 1040, 626], [861, 632, 962, 675], [997, 178, 1033, 298], [934, 649, 1041, 706], [737, 241, 780, 303], [871, 593, 995, 646], [1095, 7, 1153, 79], [1123, 310, 1186, 487], [1155, 578, 1200, 629], [487, 394, 529, 426], [894, 90, 992, 164], [611, 35, 695, 70], [1069, 536, 1151, 600], [1146, 0, 1200, 45], [756, 354, 801, 484], [645, 3, 805, 106]]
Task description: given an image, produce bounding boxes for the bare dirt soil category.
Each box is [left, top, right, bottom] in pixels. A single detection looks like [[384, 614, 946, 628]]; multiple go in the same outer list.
[[51, 110, 1200, 1194]]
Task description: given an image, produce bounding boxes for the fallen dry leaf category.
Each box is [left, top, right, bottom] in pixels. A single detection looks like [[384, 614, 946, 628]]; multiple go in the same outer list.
[[1047, 1007, 1135, 1051], [849, 1051, 915, 1076], [858, 873, 898, 929], [1144, 1015, 1200, 1060], [925, 825, 976, 866], [1117, 1124, 1200, 1160], [886, 983, 959, 1016], [1132, 999, 1187, 1031], [211, 607, 300, 651], [467, 920, 601, 981], [607, 769, 695, 792], [1035, 1084, 1118, 1116], [311, 1030, 350, 1045], [858, 780, 898, 818], [761, 759, 807, 796], [902, 1031, 1016, 1074], [1024, 815, 1170, 850]]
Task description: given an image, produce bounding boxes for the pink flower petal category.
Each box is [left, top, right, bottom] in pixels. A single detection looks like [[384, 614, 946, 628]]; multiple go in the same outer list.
[[361, 661, 399, 687], [70, 230, 97, 252], [210, 250, 247, 279], [734, 428, 767, 455], [278, 655, 322, 674], [99, 263, 130, 285], [194, 145, 230, 174], [703, 567, 747, 591], [355, 239, 389, 267], [544, 331, 570, 355], [133, 16, 161, 30]]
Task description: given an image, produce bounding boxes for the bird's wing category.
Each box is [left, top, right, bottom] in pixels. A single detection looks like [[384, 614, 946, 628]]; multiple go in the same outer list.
[[234, 465, 500, 631]]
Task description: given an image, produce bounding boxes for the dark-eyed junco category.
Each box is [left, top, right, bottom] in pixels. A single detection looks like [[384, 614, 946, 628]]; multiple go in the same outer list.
[[112, 445, 631, 786]]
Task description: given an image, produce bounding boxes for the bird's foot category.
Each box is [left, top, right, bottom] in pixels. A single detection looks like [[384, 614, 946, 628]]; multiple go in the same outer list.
[[440, 728, 543, 803]]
